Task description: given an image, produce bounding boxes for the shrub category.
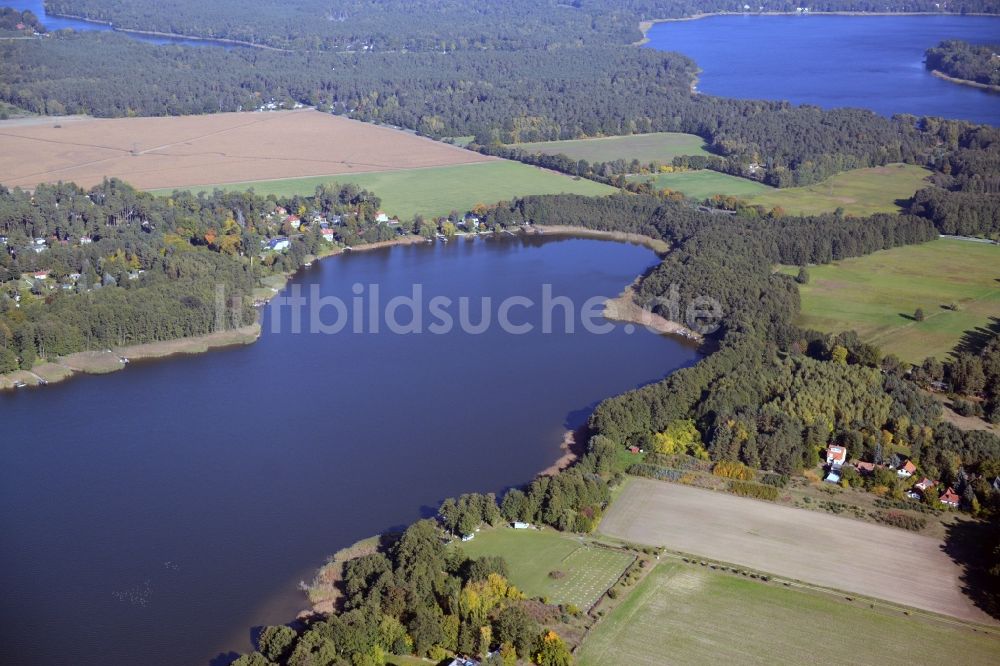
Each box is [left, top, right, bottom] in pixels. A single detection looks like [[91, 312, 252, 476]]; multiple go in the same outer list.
[[548, 570, 565, 580], [714, 460, 755, 480], [871, 509, 927, 532]]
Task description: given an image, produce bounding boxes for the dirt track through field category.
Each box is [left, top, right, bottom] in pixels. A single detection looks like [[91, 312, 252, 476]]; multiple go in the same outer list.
[[600, 478, 997, 625], [0, 110, 492, 190]]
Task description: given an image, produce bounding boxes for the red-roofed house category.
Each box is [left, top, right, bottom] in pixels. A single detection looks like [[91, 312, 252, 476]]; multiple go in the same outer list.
[[321, 228, 335, 242], [826, 446, 847, 469], [897, 460, 917, 478], [939, 487, 960, 508], [855, 461, 876, 475]]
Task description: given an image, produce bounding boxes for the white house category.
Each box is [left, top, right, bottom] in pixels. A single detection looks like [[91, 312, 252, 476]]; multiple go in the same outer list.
[[79, 235, 93, 245], [826, 445, 847, 469], [461, 533, 475, 542], [896, 460, 917, 478], [267, 237, 291, 252], [513, 521, 530, 529], [32, 238, 48, 253], [375, 211, 390, 223], [321, 228, 335, 242]]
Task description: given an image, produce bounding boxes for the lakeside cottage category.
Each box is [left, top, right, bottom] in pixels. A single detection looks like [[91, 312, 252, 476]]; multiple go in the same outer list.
[[267, 237, 291, 252], [375, 211, 390, 223]]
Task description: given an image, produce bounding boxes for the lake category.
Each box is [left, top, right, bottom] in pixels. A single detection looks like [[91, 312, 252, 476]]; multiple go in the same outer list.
[[645, 15, 1000, 126], [0, 236, 699, 665], [9, 0, 243, 47]]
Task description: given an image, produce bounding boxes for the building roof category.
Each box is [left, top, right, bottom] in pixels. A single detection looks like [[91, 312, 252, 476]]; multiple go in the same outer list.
[[940, 487, 960, 505], [915, 477, 937, 491], [827, 446, 847, 464], [855, 461, 876, 473], [901, 460, 917, 474]]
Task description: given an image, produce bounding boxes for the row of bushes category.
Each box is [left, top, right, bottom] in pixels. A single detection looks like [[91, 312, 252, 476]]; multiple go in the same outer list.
[[728, 480, 780, 501], [627, 463, 685, 482], [870, 510, 928, 532]]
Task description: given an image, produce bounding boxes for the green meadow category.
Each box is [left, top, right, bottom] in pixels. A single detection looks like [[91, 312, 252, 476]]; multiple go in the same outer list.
[[513, 132, 711, 163], [747, 164, 931, 216], [458, 528, 633, 610], [628, 163, 929, 217], [782, 239, 1000, 363], [153, 161, 613, 219], [628, 169, 772, 200], [577, 562, 1000, 666]]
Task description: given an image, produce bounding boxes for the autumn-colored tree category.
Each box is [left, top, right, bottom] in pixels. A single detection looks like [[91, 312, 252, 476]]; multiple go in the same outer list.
[[651, 419, 709, 459], [534, 631, 571, 666]]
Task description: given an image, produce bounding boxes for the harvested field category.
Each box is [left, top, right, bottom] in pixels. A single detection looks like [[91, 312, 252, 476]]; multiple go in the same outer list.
[[577, 562, 1000, 666], [0, 110, 492, 190], [599, 477, 997, 625]]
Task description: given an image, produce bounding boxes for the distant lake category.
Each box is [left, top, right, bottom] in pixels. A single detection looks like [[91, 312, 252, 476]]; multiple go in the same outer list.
[[9, 0, 243, 47], [645, 15, 1000, 125], [0, 237, 699, 665]]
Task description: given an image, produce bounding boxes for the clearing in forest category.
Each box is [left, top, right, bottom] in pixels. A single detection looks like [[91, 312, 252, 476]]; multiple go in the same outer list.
[[781, 238, 1000, 363], [457, 527, 633, 610], [513, 132, 711, 164]]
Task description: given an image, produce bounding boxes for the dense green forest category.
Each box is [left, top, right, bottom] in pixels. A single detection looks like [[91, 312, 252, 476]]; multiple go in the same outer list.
[[43, 0, 1000, 51], [926, 39, 1000, 86]]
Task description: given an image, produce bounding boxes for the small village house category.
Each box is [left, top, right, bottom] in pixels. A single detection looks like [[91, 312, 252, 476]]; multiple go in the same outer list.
[[375, 210, 390, 223], [513, 521, 530, 529], [897, 460, 917, 478], [940, 487, 961, 508], [914, 477, 937, 495]]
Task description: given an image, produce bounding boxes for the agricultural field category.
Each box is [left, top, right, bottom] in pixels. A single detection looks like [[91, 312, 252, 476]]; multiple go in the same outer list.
[[0, 109, 490, 190], [599, 478, 996, 624], [171, 161, 614, 219], [458, 528, 633, 610], [746, 164, 931, 216], [627, 169, 772, 200], [577, 562, 1000, 666], [781, 238, 1000, 363], [513, 132, 711, 164]]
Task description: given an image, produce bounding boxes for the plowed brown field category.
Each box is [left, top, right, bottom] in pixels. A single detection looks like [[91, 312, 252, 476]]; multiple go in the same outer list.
[[0, 110, 492, 190]]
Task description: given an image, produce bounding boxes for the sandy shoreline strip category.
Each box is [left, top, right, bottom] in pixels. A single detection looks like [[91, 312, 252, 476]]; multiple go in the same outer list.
[[930, 69, 1000, 93], [525, 224, 670, 255]]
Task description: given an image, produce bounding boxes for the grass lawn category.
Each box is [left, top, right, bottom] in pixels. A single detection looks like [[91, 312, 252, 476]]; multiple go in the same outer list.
[[458, 528, 633, 610], [152, 161, 613, 219], [626, 170, 772, 200], [577, 562, 1000, 666], [513, 132, 710, 163], [780, 239, 1000, 363], [747, 164, 931, 216]]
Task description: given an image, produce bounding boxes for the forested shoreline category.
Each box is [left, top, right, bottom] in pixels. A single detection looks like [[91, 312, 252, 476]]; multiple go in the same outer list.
[[926, 39, 1000, 88]]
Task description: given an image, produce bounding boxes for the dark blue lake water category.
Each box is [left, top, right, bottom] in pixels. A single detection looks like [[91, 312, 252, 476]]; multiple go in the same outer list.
[[645, 15, 1000, 125], [0, 236, 699, 665]]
